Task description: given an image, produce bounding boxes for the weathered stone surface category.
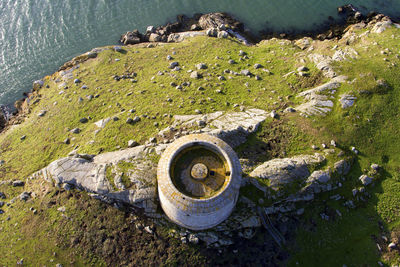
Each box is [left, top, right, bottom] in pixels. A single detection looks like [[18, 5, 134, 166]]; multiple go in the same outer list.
[[198, 13, 242, 31], [28, 145, 157, 213], [334, 159, 351, 175], [372, 20, 394, 33], [306, 170, 331, 183], [332, 48, 358, 61], [308, 53, 336, 78], [359, 174, 373, 186], [249, 153, 325, 189], [167, 31, 205, 43], [339, 94, 356, 109], [159, 108, 268, 148], [296, 75, 347, 116], [295, 37, 312, 50], [94, 117, 111, 128]]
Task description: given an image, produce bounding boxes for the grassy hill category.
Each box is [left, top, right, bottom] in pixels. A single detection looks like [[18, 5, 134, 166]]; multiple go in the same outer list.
[[0, 19, 399, 266]]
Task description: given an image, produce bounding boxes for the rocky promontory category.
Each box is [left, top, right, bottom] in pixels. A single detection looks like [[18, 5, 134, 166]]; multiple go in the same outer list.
[[0, 9, 399, 266]]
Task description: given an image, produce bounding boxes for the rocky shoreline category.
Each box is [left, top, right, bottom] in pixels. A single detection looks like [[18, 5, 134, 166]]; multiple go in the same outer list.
[[0, 6, 397, 134]]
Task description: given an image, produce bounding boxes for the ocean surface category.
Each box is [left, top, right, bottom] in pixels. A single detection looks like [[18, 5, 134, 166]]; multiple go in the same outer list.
[[1, 0, 400, 109]]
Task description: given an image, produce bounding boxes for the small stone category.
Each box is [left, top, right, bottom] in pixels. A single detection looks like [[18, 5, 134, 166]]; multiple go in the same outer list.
[[63, 138, 70, 144], [352, 188, 358, 197], [79, 117, 88, 123], [228, 59, 235, 64], [114, 46, 122, 52], [195, 109, 202, 114], [312, 145, 318, 150], [322, 143, 327, 149], [330, 140, 336, 147], [132, 116, 141, 123], [112, 116, 119, 121], [371, 164, 380, 171], [169, 62, 179, 69], [38, 110, 47, 117], [166, 55, 173, 60], [255, 75, 261, 80], [351, 146, 359, 154], [57, 206, 66, 212], [217, 31, 228, 38], [239, 50, 246, 56], [254, 63, 262, 69], [388, 242, 397, 249], [359, 174, 372, 186], [188, 234, 199, 244], [190, 71, 201, 79], [149, 137, 157, 143], [12, 180, 25, 187], [196, 63, 207, 70], [128, 140, 138, 147], [19, 192, 31, 201], [297, 66, 308, 72], [74, 79, 81, 84], [129, 109, 136, 113], [218, 76, 226, 81], [144, 226, 154, 234], [70, 128, 81, 134], [270, 110, 277, 118], [20, 135, 26, 140], [81, 85, 88, 89], [285, 107, 296, 113], [241, 69, 251, 76], [63, 183, 73, 191], [154, 122, 159, 127]]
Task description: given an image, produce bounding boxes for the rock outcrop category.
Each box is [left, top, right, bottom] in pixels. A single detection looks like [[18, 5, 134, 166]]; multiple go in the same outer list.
[[29, 145, 158, 215], [249, 153, 325, 190], [296, 75, 347, 116], [158, 108, 268, 148]]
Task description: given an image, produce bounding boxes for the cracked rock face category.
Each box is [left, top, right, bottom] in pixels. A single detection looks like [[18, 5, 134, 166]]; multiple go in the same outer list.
[[249, 153, 325, 190], [29, 145, 158, 214]]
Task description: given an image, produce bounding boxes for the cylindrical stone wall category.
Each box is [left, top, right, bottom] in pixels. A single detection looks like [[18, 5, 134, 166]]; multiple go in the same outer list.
[[157, 134, 242, 230]]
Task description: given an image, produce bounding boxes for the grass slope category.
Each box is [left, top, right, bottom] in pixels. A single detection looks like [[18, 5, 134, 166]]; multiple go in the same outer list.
[[0, 26, 399, 265]]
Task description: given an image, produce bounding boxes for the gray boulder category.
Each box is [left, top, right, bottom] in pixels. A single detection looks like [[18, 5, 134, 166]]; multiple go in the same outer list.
[[334, 159, 351, 175], [306, 170, 331, 183], [359, 174, 373, 185], [250, 153, 325, 190]]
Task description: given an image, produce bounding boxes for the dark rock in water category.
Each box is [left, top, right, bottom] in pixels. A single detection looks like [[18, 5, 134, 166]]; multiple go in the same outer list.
[[198, 13, 243, 31]]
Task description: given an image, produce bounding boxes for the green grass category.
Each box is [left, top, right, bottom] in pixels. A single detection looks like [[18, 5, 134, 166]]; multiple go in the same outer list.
[[0, 26, 400, 265]]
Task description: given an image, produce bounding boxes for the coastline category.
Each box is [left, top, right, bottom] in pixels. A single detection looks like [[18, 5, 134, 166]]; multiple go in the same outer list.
[[1, 6, 397, 133]]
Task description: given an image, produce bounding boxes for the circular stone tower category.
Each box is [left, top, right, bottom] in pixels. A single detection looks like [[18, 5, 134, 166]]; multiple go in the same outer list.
[[157, 134, 242, 230]]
